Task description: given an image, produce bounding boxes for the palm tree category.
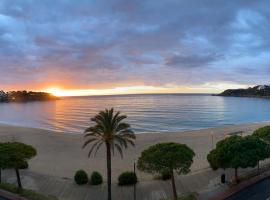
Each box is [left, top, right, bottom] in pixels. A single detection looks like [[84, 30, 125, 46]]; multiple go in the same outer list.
[[83, 108, 136, 200]]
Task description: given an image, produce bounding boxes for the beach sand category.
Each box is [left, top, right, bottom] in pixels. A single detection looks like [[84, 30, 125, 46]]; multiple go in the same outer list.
[[0, 122, 269, 181]]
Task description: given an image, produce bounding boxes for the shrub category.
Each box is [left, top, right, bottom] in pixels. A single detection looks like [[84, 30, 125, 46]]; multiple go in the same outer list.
[[161, 170, 171, 180], [74, 170, 88, 185], [118, 171, 137, 186], [90, 171, 103, 185]]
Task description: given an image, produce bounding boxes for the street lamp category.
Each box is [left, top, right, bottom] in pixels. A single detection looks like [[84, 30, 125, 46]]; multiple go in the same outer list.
[[211, 131, 214, 150], [133, 159, 137, 200]]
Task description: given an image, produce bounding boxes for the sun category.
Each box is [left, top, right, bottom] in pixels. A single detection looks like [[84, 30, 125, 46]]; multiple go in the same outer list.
[[45, 88, 65, 97]]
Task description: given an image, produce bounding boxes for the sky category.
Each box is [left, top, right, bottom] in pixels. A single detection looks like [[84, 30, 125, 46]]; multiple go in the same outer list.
[[0, 0, 270, 96]]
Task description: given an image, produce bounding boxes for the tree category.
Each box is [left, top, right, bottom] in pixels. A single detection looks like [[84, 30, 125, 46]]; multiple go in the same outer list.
[[249, 135, 270, 172], [253, 126, 270, 143], [0, 142, 37, 188], [83, 108, 136, 200], [137, 142, 195, 200], [207, 135, 270, 182]]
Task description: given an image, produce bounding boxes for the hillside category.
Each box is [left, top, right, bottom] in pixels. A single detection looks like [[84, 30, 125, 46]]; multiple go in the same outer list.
[[218, 85, 270, 97], [0, 90, 58, 102]]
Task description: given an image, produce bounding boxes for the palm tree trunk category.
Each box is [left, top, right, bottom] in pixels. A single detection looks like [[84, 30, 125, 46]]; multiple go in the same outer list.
[[106, 142, 112, 200], [171, 169, 178, 200], [234, 168, 238, 183], [15, 168, 22, 189]]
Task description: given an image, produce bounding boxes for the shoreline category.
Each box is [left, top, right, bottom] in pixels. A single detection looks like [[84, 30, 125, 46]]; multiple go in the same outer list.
[[1, 119, 270, 136], [0, 122, 269, 181]]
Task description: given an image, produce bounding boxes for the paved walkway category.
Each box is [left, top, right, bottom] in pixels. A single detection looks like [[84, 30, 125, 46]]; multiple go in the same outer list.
[[2, 162, 270, 200], [2, 168, 224, 200]]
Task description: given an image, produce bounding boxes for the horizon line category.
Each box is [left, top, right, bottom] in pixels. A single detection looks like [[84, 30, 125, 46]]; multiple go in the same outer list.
[[56, 92, 218, 98]]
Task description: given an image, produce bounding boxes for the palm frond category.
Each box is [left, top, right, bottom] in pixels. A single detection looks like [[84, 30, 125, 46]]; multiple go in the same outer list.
[[118, 131, 136, 138], [82, 138, 98, 149], [84, 133, 99, 139], [88, 140, 103, 157], [124, 138, 135, 146], [114, 143, 124, 158], [115, 123, 131, 132], [115, 136, 128, 148], [114, 115, 127, 127], [94, 141, 104, 157], [111, 142, 115, 156]]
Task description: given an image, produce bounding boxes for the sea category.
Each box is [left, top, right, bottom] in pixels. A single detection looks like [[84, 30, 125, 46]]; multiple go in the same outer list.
[[0, 94, 270, 134]]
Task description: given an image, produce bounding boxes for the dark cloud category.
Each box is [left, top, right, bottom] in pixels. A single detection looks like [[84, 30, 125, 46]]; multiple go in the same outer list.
[[165, 53, 222, 68], [0, 0, 270, 90]]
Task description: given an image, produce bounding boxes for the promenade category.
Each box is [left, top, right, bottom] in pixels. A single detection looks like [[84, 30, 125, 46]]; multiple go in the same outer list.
[[2, 168, 225, 200]]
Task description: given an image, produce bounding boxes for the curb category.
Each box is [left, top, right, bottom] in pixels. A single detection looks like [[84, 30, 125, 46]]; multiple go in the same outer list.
[[0, 189, 28, 200]]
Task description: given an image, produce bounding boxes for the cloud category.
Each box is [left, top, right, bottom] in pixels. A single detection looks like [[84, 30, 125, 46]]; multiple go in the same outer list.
[[165, 53, 222, 68], [0, 0, 270, 91]]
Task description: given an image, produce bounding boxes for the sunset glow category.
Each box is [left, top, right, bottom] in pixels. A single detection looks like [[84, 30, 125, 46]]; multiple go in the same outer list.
[[45, 86, 179, 97], [44, 82, 249, 96]]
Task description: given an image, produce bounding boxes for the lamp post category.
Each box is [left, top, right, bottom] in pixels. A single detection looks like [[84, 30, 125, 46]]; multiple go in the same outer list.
[[133, 159, 137, 200], [211, 131, 214, 150]]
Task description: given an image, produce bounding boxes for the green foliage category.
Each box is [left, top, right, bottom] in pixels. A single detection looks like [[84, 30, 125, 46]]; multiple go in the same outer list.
[[90, 171, 103, 185], [19, 161, 29, 169], [118, 171, 138, 186], [138, 142, 195, 175], [178, 194, 197, 200], [161, 194, 197, 200], [207, 135, 270, 171], [253, 126, 270, 143], [74, 170, 88, 185], [207, 149, 219, 170], [83, 108, 136, 158], [160, 170, 172, 180], [0, 142, 37, 169], [0, 183, 58, 200]]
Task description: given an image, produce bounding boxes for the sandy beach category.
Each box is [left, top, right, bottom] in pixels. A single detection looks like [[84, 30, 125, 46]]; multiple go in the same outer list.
[[0, 122, 269, 182]]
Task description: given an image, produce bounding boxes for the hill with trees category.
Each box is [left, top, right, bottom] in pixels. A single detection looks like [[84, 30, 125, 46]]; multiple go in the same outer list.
[[218, 85, 270, 97], [0, 90, 58, 103]]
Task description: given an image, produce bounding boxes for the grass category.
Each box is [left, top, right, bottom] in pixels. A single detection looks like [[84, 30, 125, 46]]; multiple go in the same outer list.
[[161, 193, 197, 200], [178, 194, 197, 200], [0, 183, 58, 200]]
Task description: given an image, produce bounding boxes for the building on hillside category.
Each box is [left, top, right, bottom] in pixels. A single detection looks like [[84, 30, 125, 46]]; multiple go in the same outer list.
[[0, 90, 8, 102]]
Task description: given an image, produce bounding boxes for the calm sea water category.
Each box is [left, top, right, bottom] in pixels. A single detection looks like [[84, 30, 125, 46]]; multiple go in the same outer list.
[[0, 94, 270, 134]]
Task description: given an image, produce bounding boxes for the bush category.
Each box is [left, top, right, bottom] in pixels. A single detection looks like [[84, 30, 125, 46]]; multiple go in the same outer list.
[[0, 183, 58, 200], [74, 170, 88, 185], [161, 170, 171, 180], [118, 171, 137, 186], [90, 171, 103, 185]]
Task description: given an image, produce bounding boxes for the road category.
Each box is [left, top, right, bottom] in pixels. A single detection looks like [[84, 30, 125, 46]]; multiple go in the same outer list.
[[226, 177, 270, 200]]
